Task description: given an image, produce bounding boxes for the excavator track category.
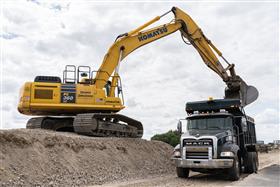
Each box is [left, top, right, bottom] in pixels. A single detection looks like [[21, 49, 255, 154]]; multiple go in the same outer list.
[[73, 113, 143, 138], [26, 117, 74, 132], [26, 114, 143, 138]]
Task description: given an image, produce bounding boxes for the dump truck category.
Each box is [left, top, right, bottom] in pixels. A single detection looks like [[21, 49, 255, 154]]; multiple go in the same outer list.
[[172, 98, 258, 181]]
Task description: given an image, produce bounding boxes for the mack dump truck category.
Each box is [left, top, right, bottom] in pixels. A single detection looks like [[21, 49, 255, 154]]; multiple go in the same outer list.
[[172, 98, 258, 181]]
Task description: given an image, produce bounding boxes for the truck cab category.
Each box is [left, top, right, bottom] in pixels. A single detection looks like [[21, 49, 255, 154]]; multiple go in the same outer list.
[[173, 99, 258, 181]]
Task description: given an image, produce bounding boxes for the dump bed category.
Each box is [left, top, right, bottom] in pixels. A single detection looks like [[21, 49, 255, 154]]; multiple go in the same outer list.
[[185, 99, 242, 115]]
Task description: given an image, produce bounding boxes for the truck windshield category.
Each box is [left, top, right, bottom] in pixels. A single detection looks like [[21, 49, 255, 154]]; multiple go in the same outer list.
[[187, 116, 232, 130]]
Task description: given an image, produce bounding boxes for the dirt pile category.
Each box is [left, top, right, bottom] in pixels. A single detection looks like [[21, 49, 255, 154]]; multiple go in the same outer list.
[[0, 129, 174, 186]]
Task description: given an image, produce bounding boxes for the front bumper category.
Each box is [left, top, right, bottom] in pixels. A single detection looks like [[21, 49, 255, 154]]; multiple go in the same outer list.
[[173, 158, 233, 169]]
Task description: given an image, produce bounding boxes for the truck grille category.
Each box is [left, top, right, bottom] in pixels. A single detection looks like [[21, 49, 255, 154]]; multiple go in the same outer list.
[[186, 150, 209, 159], [183, 138, 213, 159]]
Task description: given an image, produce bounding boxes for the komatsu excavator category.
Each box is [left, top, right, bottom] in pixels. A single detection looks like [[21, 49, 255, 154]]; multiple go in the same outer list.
[[18, 7, 258, 138]]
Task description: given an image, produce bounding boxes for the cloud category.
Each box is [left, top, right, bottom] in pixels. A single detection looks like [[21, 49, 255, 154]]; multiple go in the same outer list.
[[1, 1, 279, 143], [0, 32, 20, 40], [255, 108, 279, 125], [126, 97, 138, 108]]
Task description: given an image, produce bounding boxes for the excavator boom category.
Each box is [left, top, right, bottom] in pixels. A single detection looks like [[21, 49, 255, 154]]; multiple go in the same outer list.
[[94, 7, 258, 106]]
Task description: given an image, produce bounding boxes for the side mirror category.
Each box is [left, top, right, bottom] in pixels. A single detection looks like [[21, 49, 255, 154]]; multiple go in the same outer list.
[[177, 121, 182, 134]]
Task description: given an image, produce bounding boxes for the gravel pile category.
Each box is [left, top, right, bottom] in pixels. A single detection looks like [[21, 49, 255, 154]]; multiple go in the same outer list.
[[0, 129, 174, 186]]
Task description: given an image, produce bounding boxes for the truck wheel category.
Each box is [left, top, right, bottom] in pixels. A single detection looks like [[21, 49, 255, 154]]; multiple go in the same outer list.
[[245, 152, 258, 173], [255, 152, 259, 172], [252, 152, 258, 173], [228, 156, 240, 181], [176, 167, 189, 178]]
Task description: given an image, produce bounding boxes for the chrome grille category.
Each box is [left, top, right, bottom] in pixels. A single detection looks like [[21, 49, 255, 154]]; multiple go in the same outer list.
[[186, 151, 209, 159], [183, 138, 213, 159]]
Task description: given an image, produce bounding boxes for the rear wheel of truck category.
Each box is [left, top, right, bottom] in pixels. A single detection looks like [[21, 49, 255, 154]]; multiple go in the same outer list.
[[245, 152, 258, 173], [176, 167, 189, 178], [228, 156, 240, 181]]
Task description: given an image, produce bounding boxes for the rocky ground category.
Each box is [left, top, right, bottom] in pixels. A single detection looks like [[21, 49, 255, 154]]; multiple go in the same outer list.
[[0, 129, 174, 186], [1, 129, 279, 187]]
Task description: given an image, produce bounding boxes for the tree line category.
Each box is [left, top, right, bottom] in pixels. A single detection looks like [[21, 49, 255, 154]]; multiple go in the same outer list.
[[151, 130, 181, 147]]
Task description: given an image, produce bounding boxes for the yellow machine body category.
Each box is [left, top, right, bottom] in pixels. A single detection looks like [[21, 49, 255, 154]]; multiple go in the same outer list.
[[18, 82, 124, 116]]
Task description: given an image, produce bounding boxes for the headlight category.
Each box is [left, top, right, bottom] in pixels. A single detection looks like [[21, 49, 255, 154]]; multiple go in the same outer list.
[[220, 151, 234, 157], [173, 150, 181, 157]]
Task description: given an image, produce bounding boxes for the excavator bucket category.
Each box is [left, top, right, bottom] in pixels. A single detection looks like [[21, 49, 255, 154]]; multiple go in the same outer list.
[[225, 76, 258, 107]]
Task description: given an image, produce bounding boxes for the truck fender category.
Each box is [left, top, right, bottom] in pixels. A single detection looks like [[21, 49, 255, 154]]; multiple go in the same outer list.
[[221, 142, 240, 156]]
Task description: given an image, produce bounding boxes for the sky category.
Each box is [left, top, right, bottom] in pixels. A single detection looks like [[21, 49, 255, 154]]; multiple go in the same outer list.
[[1, 0, 279, 142]]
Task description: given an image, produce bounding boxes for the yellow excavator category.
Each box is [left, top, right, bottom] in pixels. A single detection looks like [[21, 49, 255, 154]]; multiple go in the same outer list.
[[18, 7, 258, 138]]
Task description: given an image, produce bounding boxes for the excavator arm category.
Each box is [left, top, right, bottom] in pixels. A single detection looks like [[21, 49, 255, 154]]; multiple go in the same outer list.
[[94, 7, 258, 106]]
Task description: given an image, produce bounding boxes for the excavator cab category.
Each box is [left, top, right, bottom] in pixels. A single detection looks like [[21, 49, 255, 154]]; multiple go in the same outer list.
[[62, 65, 124, 97]]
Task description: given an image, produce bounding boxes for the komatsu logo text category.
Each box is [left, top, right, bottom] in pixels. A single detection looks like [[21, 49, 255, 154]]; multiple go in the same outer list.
[[138, 27, 168, 42]]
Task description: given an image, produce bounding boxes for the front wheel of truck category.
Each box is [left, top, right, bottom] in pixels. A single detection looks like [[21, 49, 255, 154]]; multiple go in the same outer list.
[[228, 156, 240, 181], [176, 167, 189, 178]]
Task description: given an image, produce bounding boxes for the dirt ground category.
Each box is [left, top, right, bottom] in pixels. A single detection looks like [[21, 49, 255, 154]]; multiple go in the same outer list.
[[0, 129, 279, 187], [0, 129, 174, 186], [96, 150, 280, 187]]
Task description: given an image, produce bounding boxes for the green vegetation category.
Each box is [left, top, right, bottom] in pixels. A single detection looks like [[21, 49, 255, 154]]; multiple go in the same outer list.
[[151, 130, 181, 147]]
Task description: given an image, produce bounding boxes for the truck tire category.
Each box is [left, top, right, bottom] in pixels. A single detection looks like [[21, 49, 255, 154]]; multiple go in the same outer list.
[[245, 152, 258, 173], [255, 152, 259, 172], [176, 167, 189, 178], [228, 156, 240, 181]]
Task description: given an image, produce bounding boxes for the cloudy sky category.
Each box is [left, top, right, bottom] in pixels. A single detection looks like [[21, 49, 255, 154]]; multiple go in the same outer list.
[[1, 0, 279, 142]]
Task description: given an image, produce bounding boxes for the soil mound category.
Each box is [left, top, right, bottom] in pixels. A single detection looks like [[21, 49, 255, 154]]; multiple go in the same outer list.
[[0, 129, 174, 186]]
